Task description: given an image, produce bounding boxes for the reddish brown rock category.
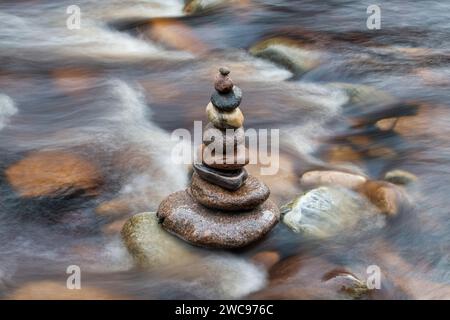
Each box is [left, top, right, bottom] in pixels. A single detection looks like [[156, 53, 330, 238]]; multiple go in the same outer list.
[[190, 172, 270, 211], [251, 251, 280, 270], [358, 180, 404, 216], [157, 190, 280, 249], [199, 143, 249, 171], [214, 67, 234, 93], [5, 151, 102, 198]]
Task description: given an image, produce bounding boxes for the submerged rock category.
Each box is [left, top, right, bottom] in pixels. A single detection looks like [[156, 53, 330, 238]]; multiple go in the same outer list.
[[8, 281, 128, 300], [281, 187, 383, 238], [384, 169, 418, 185], [184, 0, 230, 14], [300, 170, 367, 190], [147, 18, 208, 55], [121, 212, 199, 268], [251, 251, 280, 271], [328, 82, 396, 106], [358, 180, 405, 216], [322, 269, 370, 300], [166, 255, 267, 299], [249, 37, 323, 76], [121, 213, 267, 299], [5, 151, 102, 198], [157, 190, 280, 249]]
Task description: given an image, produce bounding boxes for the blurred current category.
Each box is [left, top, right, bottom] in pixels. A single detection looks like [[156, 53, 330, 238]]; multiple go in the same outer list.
[[0, 0, 449, 299]]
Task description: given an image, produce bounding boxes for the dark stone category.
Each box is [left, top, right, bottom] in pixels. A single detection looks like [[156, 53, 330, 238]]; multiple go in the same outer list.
[[203, 122, 245, 148], [211, 86, 242, 111], [157, 190, 280, 249], [193, 163, 248, 191], [190, 172, 270, 211]]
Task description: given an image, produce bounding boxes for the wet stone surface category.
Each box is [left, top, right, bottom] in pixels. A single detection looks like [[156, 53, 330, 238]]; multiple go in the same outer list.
[[190, 172, 269, 211], [157, 190, 280, 249]]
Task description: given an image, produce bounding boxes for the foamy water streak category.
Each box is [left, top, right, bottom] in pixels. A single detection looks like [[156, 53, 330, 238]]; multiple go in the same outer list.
[[0, 94, 18, 131], [0, 0, 191, 63]]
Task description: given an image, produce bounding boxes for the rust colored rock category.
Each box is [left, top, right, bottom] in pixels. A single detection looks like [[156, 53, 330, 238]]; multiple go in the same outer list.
[[157, 190, 280, 249], [190, 172, 269, 211], [251, 251, 280, 270], [5, 151, 102, 198], [358, 180, 404, 216], [214, 70, 234, 93]]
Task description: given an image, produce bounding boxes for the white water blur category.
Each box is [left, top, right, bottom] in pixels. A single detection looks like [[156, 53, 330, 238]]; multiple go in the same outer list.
[[0, 0, 191, 63], [0, 94, 18, 131]]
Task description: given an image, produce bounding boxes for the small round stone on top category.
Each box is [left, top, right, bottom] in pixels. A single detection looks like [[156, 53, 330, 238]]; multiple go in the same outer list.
[[215, 67, 234, 94], [219, 67, 230, 76]]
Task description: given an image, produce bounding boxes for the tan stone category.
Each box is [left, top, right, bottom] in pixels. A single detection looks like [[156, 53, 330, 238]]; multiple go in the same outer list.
[[375, 117, 398, 131], [300, 170, 367, 190], [384, 170, 417, 185], [5, 151, 102, 198], [325, 145, 362, 164], [8, 281, 128, 300], [206, 102, 244, 129]]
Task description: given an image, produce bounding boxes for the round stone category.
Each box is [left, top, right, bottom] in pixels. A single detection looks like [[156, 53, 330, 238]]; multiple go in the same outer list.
[[206, 102, 244, 129], [198, 143, 249, 171], [219, 67, 230, 76], [203, 122, 245, 148], [190, 172, 270, 211], [157, 190, 280, 249], [214, 73, 234, 93], [193, 163, 248, 191]]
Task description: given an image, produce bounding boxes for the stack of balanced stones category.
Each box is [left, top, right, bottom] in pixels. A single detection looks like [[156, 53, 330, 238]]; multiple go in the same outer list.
[[157, 67, 280, 249]]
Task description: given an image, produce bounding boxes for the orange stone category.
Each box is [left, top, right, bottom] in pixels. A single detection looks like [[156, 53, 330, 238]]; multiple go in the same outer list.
[[5, 151, 102, 198]]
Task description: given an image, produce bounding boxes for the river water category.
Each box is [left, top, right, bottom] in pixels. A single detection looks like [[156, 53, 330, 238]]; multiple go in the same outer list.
[[0, 0, 449, 299]]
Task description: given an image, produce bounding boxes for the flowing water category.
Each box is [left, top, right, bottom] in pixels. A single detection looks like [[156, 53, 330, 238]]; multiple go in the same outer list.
[[0, 0, 449, 299]]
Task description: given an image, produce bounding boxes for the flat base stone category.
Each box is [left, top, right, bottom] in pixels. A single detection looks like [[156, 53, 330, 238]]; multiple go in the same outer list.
[[157, 191, 280, 249]]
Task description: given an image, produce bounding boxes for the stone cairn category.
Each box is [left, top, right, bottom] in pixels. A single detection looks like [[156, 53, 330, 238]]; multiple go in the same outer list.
[[157, 67, 280, 249]]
